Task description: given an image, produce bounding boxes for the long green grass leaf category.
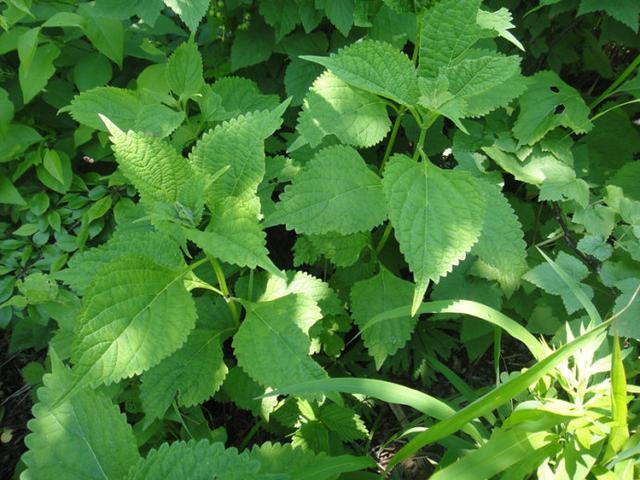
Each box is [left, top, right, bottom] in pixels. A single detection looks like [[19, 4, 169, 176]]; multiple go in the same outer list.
[[387, 319, 612, 470], [604, 330, 629, 461]]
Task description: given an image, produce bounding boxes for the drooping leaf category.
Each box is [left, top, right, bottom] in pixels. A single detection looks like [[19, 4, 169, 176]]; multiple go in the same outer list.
[[22, 352, 140, 480], [140, 328, 228, 426], [382, 155, 486, 313], [292, 71, 391, 150], [302, 39, 419, 105], [267, 145, 387, 235], [351, 268, 416, 369], [70, 255, 197, 394], [233, 294, 327, 389]]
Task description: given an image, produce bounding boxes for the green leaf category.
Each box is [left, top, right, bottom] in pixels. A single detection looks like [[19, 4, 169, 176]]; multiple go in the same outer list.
[[73, 54, 112, 91], [222, 366, 277, 418], [166, 41, 204, 101], [42, 149, 65, 184], [102, 115, 193, 203], [163, 0, 210, 32], [419, 0, 482, 77], [0, 87, 14, 125], [319, 403, 368, 441], [249, 441, 375, 479], [613, 278, 640, 339], [315, 0, 354, 37], [577, 235, 613, 261], [134, 104, 185, 138], [471, 181, 527, 295], [382, 156, 486, 314], [230, 20, 274, 71], [388, 319, 612, 468], [295, 232, 370, 267], [578, 0, 639, 33], [292, 71, 391, 150], [233, 294, 327, 389], [83, 14, 124, 68], [63, 87, 144, 131], [0, 173, 26, 205], [22, 351, 140, 480], [302, 39, 419, 105], [513, 71, 592, 145], [523, 252, 594, 315], [351, 268, 416, 369], [18, 42, 60, 104], [210, 76, 280, 119], [604, 330, 630, 460], [127, 440, 259, 480], [259, 0, 300, 41], [267, 145, 387, 235], [36, 150, 72, 194], [189, 103, 288, 201], [70, 255, 197, 395], [477, 7, 524, 50], [188, 195, 281, 277], [431, 429, 555, 480], [140, 328, 228, 427], [94, 0, 164, 25]]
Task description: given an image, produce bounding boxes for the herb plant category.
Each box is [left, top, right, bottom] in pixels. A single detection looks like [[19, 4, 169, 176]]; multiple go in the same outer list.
[[1, 0, 639, 478]]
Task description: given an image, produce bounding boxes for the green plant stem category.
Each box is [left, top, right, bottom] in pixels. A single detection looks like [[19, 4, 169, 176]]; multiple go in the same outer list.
[[374, 222, 393, 255], [412, 112, 439, 161], [379, 107, 406, 173], [208, 255, 240, 327], [238, 420, 262, 451], [590, 53, 640, 109]]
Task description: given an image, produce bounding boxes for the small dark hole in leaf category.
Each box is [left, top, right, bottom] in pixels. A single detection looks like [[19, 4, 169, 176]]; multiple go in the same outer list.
[[550, 86, 560, 93], [554, 104, 565, 114]]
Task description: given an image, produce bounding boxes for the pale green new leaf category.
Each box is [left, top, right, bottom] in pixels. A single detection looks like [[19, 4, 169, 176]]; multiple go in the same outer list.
[[267, 145, 387, 234], [419, 0, 482, 77], [382, 155, 486, 313], [187, 195, 281, 277], [292, 71, 391, 150], [22, 352, 140, 480], [302, 39, 419, 105], [233, 294, 327, 389], [477, 8, 524, 51], [127, 440, 260, 480], [140, 328, 228, 427], [166, 41, 204, 100], [102, 115, 193, 203], [189, 103, 288, 201], [163, 0, 210, 32], [71, 255, 197, 393], [513, 71, 592, 145], [351, 268, 416, 369], [62, 87, 143, 131], [249, 442, 375, 479], [471, 181, 527, 295]]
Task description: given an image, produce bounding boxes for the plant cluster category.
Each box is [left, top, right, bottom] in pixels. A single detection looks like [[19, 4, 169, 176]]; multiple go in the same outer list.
[[1, 0, 639, 479]]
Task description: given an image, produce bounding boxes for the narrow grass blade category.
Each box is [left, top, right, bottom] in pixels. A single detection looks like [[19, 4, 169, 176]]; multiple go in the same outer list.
[[604, 330, 630, 461], [387, 319, 612, 470]]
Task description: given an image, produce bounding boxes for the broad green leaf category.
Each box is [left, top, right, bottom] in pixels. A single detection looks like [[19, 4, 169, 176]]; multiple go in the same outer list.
[[259, 0, 300, 41], [382, 155, 486, 314], [578, 0, 639, 33], [22, 352, 140, 480], [419, 0, 482, 77], [250, 442, 375, 479], [166, 41, 204, 101], [388, 319, 612, 468], [0, 87, 13, 125], [0, 173, 25, 205], [42, 149, 65, 184], [83, 14, 124, 68], [127, 440, 260, 480], [36, 150, 72, 194], [222, 366, 277, 418], [351, 268, 416, 369], [315, 0, 354, 36], [431, 430, 556, 480], [285, 59, 325, 106], [70, 255, 197, 394], [189, 103, 288, 201], [319, 403, 368, 441], [295, 232, 370, 267], [230, 20, 274, 71], [613, 278, 640, 339], [140, 328, 228, 427], [134, 104, 185, 138], [523, 252, 594, 315], [302, 39, 419, 105], [292, 71, 391, 150], [513, 71, 592, 145], [18, 42, 60, 104], [188, 195, 282, 277], [210, 76, 280, 119], [267, 145, 387, 235], [471, 181, 527, 295], [63, 87, 143, 131], [233, 294, 327, 389], [164, 0, 210, 32], [94, 0, 164, 25], [73, 54, 112, 91], [58, 230, 183, 295], [577, 235, 613, 261], [102, 115, 193, 202], [42, 12, 87, 28]]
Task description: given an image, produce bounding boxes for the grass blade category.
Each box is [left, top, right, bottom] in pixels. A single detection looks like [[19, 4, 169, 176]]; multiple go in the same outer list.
[[604, 329, 630, 461], [387, 319, 612, 470]]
